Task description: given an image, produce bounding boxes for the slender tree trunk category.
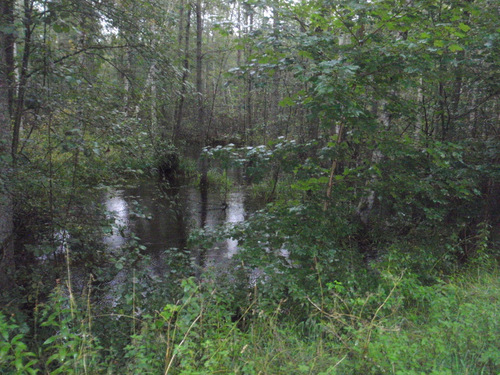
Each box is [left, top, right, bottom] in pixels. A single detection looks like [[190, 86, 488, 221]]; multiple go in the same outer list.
[[151, 68, 157, 135], [0, 0, 15, 289], [439, 81, 448, 141], [323, 123, 344, 211], [236, 3, 241, 66], [415, 76, 424, 137], [196, 0, 209, 203], [206, 53, 227, 139], [196, 0, 204, 141], [356, 149, 382, 224], [177, 0, 185, 53], [123, 47, 131, 112], [244, 7, 253, 143], [271, 3, 280, 138], [451, 72, 462, 118], [3, 0, 15, 118], [133, 62, 157, 118], [174, 5, 191, 142], [12, 0, 34, 163]]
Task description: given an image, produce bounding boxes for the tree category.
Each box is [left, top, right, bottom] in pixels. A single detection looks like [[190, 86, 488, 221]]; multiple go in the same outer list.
[[0, 0, 15, 288], [196, 0, 204, 141]]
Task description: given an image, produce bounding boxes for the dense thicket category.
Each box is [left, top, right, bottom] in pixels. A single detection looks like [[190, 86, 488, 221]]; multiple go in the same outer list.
[[0, 0, 498, 373]]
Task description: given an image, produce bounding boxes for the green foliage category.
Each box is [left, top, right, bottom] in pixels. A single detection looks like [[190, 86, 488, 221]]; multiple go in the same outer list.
[[206, 168, 233, 191], [1, 268, 498, 374], [0, 315, 38, 374], [204, 137, 319, 182], [339, 271, 500, 374], [38, 287, 104, 374], [1, 0, 499, 372]]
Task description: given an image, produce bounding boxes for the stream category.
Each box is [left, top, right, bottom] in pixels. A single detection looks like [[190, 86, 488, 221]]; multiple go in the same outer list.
[[105, 176, 248, 257], [23, 168, 258, 306], [94, 171, 255, 303]]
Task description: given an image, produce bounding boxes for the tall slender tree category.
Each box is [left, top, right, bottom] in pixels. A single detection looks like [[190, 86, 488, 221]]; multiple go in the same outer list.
[[0, 0, 15, 288], [196, 0, 204, 141]]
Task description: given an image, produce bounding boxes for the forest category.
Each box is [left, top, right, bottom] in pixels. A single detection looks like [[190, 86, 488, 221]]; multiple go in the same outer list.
[[0, 0, 499, 373]]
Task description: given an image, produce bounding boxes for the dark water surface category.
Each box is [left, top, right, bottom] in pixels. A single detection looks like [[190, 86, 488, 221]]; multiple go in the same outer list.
[[105, 179, 248, 256], [97, 172, 254, 301]]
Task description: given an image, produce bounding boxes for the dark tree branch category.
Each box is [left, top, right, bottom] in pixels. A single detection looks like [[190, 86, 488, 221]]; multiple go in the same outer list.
[[26, 44, 141, 79]]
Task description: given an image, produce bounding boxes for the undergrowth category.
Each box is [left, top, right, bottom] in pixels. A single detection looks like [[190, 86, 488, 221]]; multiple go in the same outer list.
[[1, 265, 498, 374]]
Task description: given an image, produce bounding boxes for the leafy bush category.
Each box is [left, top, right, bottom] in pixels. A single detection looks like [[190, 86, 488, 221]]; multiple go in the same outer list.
[[0, 267, 498, 374]]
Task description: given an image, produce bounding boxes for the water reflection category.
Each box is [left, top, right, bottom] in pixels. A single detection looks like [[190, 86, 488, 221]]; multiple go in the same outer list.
[[225, 190, 245, 258], [103, 191, 129, 249], [59, 176, 254, 306], [103, 178, 248, 267]]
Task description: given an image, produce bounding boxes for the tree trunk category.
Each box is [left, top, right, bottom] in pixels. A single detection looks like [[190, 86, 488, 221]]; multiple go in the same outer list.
[[12, 0, 34, 162], [174, 4, 191, 142], [177, 0, 185, 54], [270, 3, 281, 138], [3, 0, 15, 118], [0, 0, 15, 289], [323, 123, 344, 211], [196, 0, 204, 141], [244, 6, 253, 143]]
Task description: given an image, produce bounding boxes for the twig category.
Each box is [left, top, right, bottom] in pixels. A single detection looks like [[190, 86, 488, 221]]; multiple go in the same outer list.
[[26, 45, 141, 79], [164, 313, 202, 375], [364, 273, 403, 346]]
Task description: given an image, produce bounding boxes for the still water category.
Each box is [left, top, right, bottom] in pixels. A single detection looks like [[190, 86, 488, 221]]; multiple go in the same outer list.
[[99, 173, 253, 294], [105, 181, 248, 255]]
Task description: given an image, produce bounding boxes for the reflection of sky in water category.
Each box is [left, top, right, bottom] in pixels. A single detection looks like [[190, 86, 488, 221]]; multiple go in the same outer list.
[[225, 190, 245, 258], [103, 191, 129, 250], [103, 182, 248, 263], [50, 180, 251, 307], [184, 187, 246, 261], [74, 179, 254, 309]]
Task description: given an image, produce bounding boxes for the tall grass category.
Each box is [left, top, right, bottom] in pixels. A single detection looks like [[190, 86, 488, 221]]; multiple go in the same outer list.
[[1, 266, 498, 374]]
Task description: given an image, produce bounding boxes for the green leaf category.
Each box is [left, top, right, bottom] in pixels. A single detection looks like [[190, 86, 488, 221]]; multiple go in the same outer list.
[[53, 23, 70, 33], [298, 50, 313, 59], [43, 336, 58, 345], [458, 23, 471, 32], [279, 97, 295, 107], [449, 44, 464, 52], [46, 353, 61, 365]]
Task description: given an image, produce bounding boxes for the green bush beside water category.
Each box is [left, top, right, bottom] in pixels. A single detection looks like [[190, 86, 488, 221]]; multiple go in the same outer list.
[[1, 266, 498, 374], [2, 136, 497, 374]]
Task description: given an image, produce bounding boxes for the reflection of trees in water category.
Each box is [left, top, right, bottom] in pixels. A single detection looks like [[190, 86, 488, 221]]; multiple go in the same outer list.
[[101, 177, 250, 281], [195, 178, 209, 278]]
